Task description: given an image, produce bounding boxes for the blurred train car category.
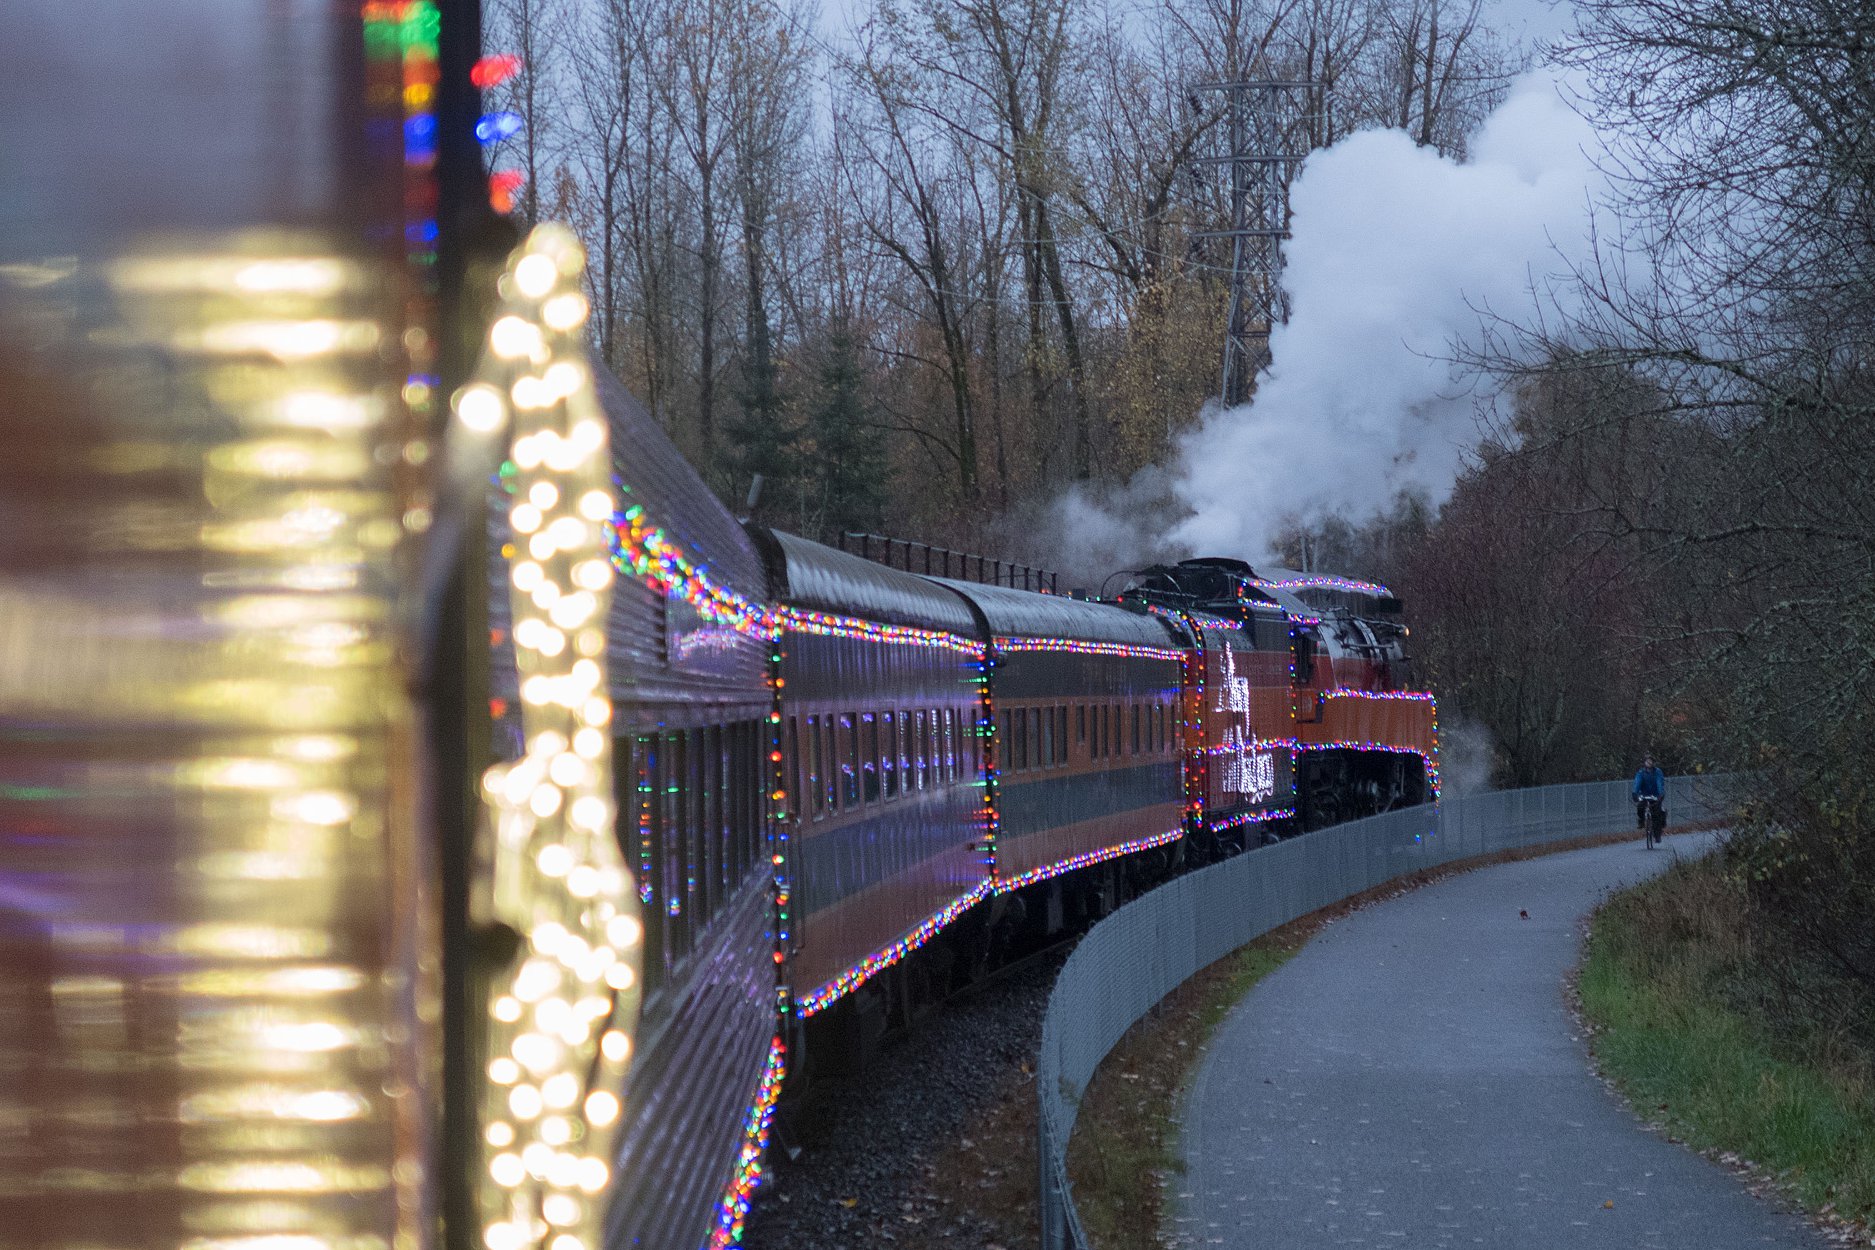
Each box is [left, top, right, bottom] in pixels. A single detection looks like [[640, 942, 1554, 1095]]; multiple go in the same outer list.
[[489, 370, 779, 1250]]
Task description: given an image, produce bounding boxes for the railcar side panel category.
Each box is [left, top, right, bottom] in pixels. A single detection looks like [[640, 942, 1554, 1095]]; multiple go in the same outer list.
[[990, 649, 1185, 885], [489, 367, 777, 1250], [755, 530, 989, 1014], [778, 630, 987, 1004]]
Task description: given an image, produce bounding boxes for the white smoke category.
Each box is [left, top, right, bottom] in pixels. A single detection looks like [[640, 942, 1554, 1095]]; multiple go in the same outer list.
[[1128, 72, 1608, 563]]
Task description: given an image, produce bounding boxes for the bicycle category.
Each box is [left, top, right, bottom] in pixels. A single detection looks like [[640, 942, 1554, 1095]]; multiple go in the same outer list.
[[1637, 793, 1665, 849]]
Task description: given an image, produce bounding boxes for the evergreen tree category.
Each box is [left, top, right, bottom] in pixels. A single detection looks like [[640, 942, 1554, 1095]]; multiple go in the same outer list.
[[805, 320, 888, 542], [725, 289, 796, 518]]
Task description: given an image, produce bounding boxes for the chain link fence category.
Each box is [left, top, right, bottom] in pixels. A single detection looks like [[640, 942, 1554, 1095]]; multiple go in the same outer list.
[[1036, 774, 1738, 1250]]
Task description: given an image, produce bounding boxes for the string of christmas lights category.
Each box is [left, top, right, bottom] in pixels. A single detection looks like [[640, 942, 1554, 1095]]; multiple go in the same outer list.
[[456, 226, 641, 1250], [779, 605, 983, 655], [611, 509, 776, 638], [1322, 689, 1437, 703], [793, 882, 996, 1018], [992, 636, 1184, 662], [993, 829, 1184, 894], [1255, 574, 1393, 596], [976, 651, 1001, 885], [1209, 807, 1297, 832], [706, 1035, 788, 1250], [1296, 741, 1440, 799]]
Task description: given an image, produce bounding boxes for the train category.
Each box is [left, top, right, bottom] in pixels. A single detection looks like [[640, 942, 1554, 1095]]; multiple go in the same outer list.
[[0, 8, 1433, 1250], [516, 363, 1438, 1248]]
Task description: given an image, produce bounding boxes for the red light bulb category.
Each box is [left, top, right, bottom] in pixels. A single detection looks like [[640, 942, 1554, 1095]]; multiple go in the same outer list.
[[472, 53, 523, 90]]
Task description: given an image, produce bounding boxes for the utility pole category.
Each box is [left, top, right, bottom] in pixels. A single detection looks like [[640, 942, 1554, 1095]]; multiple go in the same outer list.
[[1192, 78, 1319, 408]]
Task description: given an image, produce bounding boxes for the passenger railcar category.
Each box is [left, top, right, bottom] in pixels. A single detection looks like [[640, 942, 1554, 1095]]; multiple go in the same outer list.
[[752, 532, 988, 1026], [487, 369, 780, 1249], [937, 581, 1187, 894]]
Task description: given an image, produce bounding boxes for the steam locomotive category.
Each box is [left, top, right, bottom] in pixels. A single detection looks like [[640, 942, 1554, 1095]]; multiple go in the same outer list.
[[0, 7, 1433, 1250]]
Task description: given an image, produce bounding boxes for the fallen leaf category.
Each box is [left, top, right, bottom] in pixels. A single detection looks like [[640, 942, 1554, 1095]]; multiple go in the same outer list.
[[1603, 1200, 1615, 1209], [838, 1197, 858, 1208]]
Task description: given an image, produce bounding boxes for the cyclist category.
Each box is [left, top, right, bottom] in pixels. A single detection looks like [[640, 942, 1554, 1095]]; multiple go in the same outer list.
[[1631, 754, 1666, 844]]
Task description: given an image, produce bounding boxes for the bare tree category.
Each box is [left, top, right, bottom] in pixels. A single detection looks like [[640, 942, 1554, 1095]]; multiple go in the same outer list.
[[483, 0, 564, 226]]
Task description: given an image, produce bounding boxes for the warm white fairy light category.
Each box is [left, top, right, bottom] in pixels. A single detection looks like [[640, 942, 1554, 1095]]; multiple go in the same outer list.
[[456, 225, 641, 1250]]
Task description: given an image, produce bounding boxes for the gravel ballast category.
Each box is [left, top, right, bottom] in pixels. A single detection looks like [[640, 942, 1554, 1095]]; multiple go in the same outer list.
[[743, 948, 1066, 1249]]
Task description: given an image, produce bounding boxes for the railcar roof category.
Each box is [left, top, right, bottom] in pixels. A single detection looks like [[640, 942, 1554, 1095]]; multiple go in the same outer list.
[[764, 530, 983, 635], [597, 367, 766, 599], [926, 578, 1182, 650]]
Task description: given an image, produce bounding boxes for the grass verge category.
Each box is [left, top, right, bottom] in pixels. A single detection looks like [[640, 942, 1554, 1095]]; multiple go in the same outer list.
[[1062, 827, 1657, 1247], [1579, 853, 1875, 1234]]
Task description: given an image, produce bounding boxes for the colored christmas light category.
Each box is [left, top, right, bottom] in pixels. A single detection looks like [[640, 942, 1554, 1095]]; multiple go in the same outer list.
[[490, 170, 526, 215], [476, 111, 526, 145], [472, 52, 524, 90], [992, 828, 1184, 894], [993, 636, 1183, 662], [1322, 689, 1436, 703], [1209, 807, 1296, 833], [1254, 574, 1393, 596], [706, 1035, 787, 1249], [779, 605, 981, 655], [611, 512, 775, 639], [793, 883, 996, 1018]]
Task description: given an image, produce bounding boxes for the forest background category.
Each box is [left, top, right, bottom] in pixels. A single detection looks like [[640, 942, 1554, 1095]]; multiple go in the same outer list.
[[489, 0, 1873, 1051]]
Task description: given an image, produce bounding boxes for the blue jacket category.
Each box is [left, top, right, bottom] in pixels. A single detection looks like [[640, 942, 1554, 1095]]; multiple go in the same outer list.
[[1632, 766, 1665, 800]]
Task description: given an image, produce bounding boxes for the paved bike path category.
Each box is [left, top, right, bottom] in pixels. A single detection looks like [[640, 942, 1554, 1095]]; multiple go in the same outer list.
[[1173, 834, 1828, 1248]]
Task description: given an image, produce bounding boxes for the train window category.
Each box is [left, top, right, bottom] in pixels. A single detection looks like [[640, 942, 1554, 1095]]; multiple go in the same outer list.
[[863, 713, 881, 803], [738, 720, 756, 886], [899, 710, 913, 793], [841, 713, 859, 808], [1056, 706, 1068, 765], [914, 710, 928, 789], [786, 717, 800, 821], [824, 718, 839, 812], [705, 724, 723, 921], [1076, 704, 1087, 749], [883, 711, 899, 799], [642, 735, 667, 995], [685, 729, 704, 946], [721, 726, 739, 896], [719, 725, 734, 909], [1018, 707, 1032, 771], [807, 715, 824, 818], [901, 711, 915, 792], [1132, 703, 1142, 755], [1039, 707, 1054, 769], [664, 731, 687, 962], [937, 709, 951, 781]]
